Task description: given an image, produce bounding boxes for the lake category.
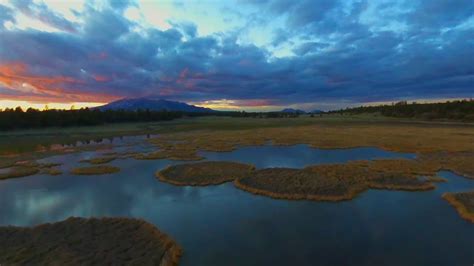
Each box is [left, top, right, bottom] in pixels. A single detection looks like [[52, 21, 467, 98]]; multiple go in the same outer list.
[[0, 143, 473, 265]]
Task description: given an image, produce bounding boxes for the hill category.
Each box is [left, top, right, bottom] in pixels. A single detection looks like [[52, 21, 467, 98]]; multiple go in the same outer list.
[[98, 98, 215, 113], [281, 108, 306, 114]]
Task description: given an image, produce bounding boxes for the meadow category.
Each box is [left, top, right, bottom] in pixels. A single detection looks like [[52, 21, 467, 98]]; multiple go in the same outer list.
[[2, 113, 471, 155]]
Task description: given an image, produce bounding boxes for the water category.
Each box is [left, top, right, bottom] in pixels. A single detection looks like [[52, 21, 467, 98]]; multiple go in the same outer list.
[[0, 145, 473, 265], [200, 144, 416, 168]]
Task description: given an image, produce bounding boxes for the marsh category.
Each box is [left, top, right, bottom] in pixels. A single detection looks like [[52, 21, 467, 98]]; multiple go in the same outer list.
[[1, 135, 473, 265]]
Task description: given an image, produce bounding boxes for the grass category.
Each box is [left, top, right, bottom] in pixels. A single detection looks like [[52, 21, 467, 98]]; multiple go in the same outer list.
[[42, 167, 62, 175], [235, 166, 368, 201], [1, 115, 473, 181], [0, 161, 62, 180], [71, 165, 120, 175], [166, 122, 473, 154], [135, 149, 203, 161], [0, 166, 40, 180], [81, 156, 118, 164], [1, 114, 472, 155], [144, 122, 474, 179], [157, 161, 255, 186], [0, 143, 124, 180], [0, 217, 182, 265], [0, 159, 16, 169], [442, 191, 474, 223], [235, 159, 437, 201], [82, 151, 146, 164], [419, 152, 474, 179], [156, 159, 440, 201], [425, 176, 448, 182]]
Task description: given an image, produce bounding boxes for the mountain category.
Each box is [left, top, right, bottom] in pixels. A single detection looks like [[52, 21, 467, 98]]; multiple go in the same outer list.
[[281, 108, 306, 114], [310, 109, 324, 114], [97, 98, 215, 112]]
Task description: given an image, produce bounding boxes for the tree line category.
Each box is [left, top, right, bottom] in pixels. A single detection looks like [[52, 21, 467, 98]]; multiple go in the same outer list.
[[0, 107, 304, 131], [0, 108, 188, 130], [329, 99, 474, 121]]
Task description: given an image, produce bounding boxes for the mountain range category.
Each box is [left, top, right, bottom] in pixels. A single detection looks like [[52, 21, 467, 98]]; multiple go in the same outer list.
[[280, 108, 306, 114], [98, 97, 324, 114], [97, 98, 214, 112]]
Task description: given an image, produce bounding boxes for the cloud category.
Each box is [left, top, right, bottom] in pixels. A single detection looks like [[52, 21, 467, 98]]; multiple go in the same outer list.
[[10, 0, 78, 32], [293, 41, 330, 55], [0, 4, 15, 28], [168, 20, 198, 39], [82, 5, 131, 40], [0, 0, 472, 109]]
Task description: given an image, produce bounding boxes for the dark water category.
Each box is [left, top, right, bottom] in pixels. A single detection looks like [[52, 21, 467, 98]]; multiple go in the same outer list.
[[200, 144, 416, 168], [0, 145, 473, 266], [0, 134, 157, 156]]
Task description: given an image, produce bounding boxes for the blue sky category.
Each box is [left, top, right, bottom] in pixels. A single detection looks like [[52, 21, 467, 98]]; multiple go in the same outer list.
[[0, 0, 473, 111]]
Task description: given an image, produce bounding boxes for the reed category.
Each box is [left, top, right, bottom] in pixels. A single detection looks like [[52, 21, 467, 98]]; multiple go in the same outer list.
[[0, 166, 39, 180], [442, 191, 474, 223], [235, 160, 438, 201], [71, 165, 120, 175], [156, 161, 255, 186], [81, 156, 118, 164], [135, 149, 203, 161], [0, 217, 182, 265], [147, 124, 474, 179]]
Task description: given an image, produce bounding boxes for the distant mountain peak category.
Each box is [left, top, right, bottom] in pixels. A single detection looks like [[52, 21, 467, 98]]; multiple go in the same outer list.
[[97, 97, 215, 113], [281, 108, 306, 114]]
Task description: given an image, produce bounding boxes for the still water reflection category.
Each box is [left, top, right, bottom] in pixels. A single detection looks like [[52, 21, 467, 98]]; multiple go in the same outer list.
[[0, 145, 473, 266]]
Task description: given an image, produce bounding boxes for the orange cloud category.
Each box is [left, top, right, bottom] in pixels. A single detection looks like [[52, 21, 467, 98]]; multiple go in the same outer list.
[[193, 98, 276, 110], [0, 61, 117, 104], [92, 74, 110, 82]]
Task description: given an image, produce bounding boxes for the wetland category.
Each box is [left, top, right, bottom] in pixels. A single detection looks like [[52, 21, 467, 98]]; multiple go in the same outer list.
[[0, 116, 473, 265]]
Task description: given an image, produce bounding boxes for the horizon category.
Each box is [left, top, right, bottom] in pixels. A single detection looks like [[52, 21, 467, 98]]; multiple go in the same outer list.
[[0, 0, 473, 111], [1, 96, 472, 113]]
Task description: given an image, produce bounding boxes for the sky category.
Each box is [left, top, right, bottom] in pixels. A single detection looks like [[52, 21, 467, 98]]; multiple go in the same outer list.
[[0, 0, 473, 111]]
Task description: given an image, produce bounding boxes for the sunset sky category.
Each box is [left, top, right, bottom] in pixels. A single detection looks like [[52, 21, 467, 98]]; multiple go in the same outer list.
[[0, 0, 473, 111]]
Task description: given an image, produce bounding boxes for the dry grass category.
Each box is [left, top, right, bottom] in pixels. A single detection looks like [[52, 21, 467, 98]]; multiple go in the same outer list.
[[156, 159, 439, 201], [149, 124, 474, 154], [15, 161, 61, 168], [0, 159, 15, 169], [0, 217, 182, 265], [71, 165, 120, 175], [146, 124, 474, 179], [0, 166, 40, 180], [134, 151, 169, 160], [419, 152, 474, 179], [235, 159, 437, 201], [0, 143, 114, 175], [0, 161, 63, 180], [82, 151, 143, 164], [135, 149, 203, 161], [157, 161, 255, 186], [424, 176, 448, 183], [42, 167, 62, 176], [81, 156, 118, 164], [442, 191, 474, 223], [235, 166, 368, 201]]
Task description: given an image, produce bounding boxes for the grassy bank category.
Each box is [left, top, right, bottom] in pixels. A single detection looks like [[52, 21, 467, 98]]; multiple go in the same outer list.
[[0, 217, 182, 265], [1, 114, 473, 175]]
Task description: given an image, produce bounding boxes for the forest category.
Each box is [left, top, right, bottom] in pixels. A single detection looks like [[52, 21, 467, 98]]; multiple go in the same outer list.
[[0, 107, 301, 130], [331, 100, 474, 121], [0, 108, 187, 130]]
